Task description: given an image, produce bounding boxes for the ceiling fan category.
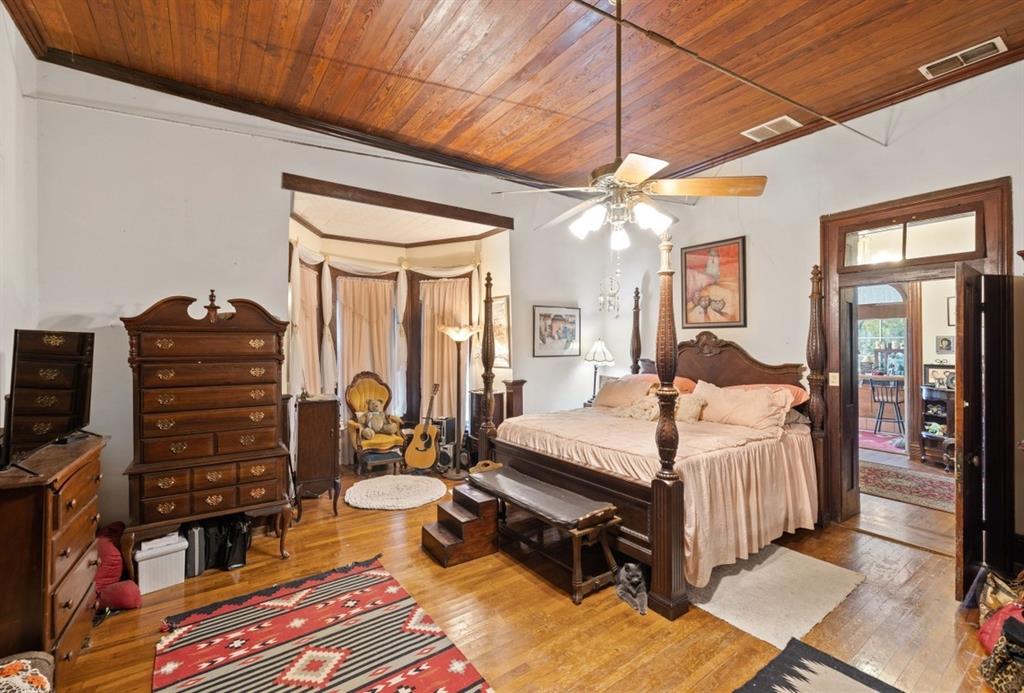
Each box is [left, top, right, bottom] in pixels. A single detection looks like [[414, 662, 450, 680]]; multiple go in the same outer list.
[[497, 0, 767, 250]]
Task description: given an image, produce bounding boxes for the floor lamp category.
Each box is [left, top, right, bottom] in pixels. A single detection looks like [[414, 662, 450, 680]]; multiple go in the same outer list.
[[439, 324, 479, 480]]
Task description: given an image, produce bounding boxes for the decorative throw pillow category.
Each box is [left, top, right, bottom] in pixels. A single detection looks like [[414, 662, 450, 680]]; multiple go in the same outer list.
[[726, 383, 810, 406], [694, 380, 793, 432], [0, 658, 52, 692], [675, 394, 707, 424], [615, 394, 660, 421], [594, 374, 658, 408], [98, 580, 142, 611]]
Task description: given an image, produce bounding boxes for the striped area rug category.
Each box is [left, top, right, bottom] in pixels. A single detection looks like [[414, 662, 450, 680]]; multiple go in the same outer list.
[[153, 557, 489, 692]]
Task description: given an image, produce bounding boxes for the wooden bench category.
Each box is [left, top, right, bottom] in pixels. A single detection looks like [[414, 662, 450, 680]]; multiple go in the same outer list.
[[469, 467, 620, 604]]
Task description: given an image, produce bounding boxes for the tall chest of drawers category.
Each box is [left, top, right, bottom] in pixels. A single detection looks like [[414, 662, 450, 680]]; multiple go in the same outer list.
[[0, 436, 104, 685], [120, 291, 292, 564]]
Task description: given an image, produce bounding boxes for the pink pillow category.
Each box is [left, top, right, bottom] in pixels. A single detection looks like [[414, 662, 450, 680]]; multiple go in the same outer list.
[[726, 383, 809, 406], [594, 374, 658, 408], [674, 377, 697, 394], [694, 380, 793, 432]]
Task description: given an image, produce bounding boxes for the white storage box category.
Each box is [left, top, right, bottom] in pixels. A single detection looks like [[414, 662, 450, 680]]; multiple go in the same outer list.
[[135, 533, 188, 595]]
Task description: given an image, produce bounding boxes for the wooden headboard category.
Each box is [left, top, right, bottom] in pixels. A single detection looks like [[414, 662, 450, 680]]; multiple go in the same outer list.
[[639, 331, 806, 389]]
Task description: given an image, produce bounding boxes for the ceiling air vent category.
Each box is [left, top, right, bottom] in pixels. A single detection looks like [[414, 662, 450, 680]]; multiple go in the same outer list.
[[919, 37, 1008, 80], [740, 115, 803, 143]]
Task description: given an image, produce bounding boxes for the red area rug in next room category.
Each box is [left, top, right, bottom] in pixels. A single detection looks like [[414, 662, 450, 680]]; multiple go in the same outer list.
[[858, 430, 905, 454], [153, 557, 490, 692]]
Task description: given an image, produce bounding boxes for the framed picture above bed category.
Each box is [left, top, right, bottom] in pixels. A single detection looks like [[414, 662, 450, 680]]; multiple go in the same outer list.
[[492, 295, 512, 368], [681, 235, 747, 328], [533, 305, 580, 357]]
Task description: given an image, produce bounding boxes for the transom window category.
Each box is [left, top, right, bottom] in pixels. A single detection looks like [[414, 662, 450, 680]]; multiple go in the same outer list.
[[843, 210, 979, 268]]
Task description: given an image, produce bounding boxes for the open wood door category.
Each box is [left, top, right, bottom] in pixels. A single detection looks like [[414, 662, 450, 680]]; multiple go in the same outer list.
[[955, 262, 1014, 600], [838, 286, 861, 521]]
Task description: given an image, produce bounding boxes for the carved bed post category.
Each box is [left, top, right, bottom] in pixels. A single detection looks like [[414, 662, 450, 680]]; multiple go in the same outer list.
[[806, 265, 828, 523], [630, 287, 642, 374], [478, 272, 497, 460], [648, 235, 689, 620]]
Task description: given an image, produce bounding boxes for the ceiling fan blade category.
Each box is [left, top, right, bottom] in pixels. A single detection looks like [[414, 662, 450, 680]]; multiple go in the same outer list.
[[614, 153, 669, 185], [537, 195, 609, 231], [645, 176, 767, 197], [494, 186, 602, 195]]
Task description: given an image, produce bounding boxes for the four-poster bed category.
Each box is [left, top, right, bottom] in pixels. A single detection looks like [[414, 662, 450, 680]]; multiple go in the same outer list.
[[473, 237, 827, 621]]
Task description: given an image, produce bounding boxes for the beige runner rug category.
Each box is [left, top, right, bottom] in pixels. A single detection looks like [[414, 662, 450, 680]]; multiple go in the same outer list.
[[688, 544, 864, 649]]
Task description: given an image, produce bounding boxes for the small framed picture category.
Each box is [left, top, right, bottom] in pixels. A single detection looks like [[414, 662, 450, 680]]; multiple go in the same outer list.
[[924, 363, 956, 390], [533, 305, 580, 357], [946, 296, 956, 327], [935, 335, 954, 354], [681, 236, 747, 328]]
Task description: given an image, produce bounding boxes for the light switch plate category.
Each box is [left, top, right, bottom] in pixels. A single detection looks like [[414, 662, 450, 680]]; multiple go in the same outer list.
[[828, 372, 840, 386]]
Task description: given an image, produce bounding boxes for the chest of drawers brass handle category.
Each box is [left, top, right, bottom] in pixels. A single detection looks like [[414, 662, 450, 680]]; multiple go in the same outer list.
[[204, 494, 224, 506], [250, 367, 266, 378], [156, 394, 176, 405], [156, 369, 175, 381], [239, 434, 256, 447], [249, 389, 265, 399], [62, 600, 73, 610], [66, 498, 77, 511], [155, 338, 174, 350], [88, 558, 100, 567], [33, 422, 53, 435], [156, 501, 176, 515], [59, 547, 71, 558], [91, 513, 100, 525], [249, 487, 267, 500], [249, 464, 266, 476], [249, 411, 265, 423], [35, 394, 58, 407], [248, 338, 266, 349], [156, 476, 176, 489], [42, 333, 66, 347], [205, 470, 223, 482], [156, 418, 176, 431], [38, 368, 59, 381], [169, 442, 188, 454]]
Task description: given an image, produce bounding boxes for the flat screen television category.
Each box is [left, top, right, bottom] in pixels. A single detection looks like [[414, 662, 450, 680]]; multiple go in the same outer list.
[[1, 329, 94, 469]]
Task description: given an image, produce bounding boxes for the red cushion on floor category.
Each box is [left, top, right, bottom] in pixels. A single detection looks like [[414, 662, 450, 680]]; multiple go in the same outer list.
[[94, 536, 124, 591], [97, 580, 141, 610], [979, 603, 1024, 653]]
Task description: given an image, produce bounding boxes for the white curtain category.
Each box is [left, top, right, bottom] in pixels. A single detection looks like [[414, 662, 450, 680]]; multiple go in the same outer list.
[[420, 278, 471, 421], [298, 265, 323, 395], [337, 277, 398, 413]]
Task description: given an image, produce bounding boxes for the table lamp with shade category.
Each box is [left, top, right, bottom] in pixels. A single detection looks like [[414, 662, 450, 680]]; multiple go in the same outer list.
[[584, 338, 615, 403], [438, 324, 480, 480]]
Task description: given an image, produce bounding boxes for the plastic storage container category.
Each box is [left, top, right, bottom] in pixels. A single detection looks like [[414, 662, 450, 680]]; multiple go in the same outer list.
[[134, 533, 188, 594]]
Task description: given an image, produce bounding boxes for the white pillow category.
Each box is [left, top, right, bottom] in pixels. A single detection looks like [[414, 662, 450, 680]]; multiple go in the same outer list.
[[594, 374, 658, 408], [693, 380, 793, 432]]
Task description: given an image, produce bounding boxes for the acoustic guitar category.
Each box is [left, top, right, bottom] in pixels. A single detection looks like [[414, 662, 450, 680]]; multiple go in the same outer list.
[[405, 384, 440, 469]]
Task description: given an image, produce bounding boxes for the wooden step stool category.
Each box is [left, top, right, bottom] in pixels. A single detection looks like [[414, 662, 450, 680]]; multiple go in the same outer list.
[[421, 484, 499, 567]]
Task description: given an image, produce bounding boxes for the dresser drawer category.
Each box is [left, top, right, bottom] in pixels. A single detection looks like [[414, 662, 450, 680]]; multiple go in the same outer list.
[[142, 434, 215, 463], [15, 360, 79, 388], [141, 469, 190, 498], [140, 361, 277, 388], [142, 406, 277, 438], [217, 427, 278, 454], [52, 498, 100, 585], [11, 387, 75, 414], [141, 494, 191, 524], [16, 330, 90, 356], [139, 332, 278, 358], [141, 383, 279, 413], [192, 463, 237, 490], [53, 542, 99, 640], [238, 457, 282, 482], [9, 415, 73, 444], [192, 487, 237, 513], [238, 480, 278, 506], [55, 456, 102, 529], [53, 592, 95, 683]]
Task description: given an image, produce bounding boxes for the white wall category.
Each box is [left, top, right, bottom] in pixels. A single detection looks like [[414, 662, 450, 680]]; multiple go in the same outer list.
[[0, 12, 37, 418], [921, 278, 956, 365], [32, 60, 601, 522]]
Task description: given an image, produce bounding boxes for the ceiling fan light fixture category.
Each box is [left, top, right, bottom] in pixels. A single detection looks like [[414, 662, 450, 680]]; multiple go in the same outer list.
[[569, 204, 607, 239], [609, 224, 631, 251], [632, 200, 672, 234]]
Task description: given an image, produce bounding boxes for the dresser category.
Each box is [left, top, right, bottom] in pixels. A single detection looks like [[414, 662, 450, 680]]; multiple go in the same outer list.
[[120, 291, 292, 569], [0, 436, 104, 685], [294, 396, 341, 522]]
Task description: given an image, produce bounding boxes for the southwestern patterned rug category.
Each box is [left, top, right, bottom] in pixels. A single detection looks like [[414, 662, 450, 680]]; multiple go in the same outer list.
[[738, 638, 901, 691], [859, 460, 954, 513], [153, 557, 489, 692]]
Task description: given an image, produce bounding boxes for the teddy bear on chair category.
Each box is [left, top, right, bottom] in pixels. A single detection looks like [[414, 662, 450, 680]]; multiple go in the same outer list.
[[358, 398, 402, 440]]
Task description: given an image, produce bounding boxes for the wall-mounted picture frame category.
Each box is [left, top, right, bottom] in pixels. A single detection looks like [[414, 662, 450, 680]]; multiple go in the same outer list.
[[935, 335, 954, 354], [946, 296, 956, 327], [492, 295, 512, 369], [681, 235, 747, 328], [924, 363, 956, 390], [533, 305, 580, 357]]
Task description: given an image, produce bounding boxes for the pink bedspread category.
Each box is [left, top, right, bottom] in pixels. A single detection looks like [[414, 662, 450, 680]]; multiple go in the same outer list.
[[496, 408, 818, 587]]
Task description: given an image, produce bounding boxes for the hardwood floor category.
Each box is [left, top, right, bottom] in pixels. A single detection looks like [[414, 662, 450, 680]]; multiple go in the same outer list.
[[65, 478, 985, 692], [842, 493, 955, 557], [861, 446, 951, 476]]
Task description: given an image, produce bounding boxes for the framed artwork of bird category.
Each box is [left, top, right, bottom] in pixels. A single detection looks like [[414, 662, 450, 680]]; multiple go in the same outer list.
[[681, 236, 747, 328]]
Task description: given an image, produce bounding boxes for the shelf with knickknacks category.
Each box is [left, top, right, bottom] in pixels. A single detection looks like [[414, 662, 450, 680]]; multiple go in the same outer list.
[[583, 338, 615, 407]]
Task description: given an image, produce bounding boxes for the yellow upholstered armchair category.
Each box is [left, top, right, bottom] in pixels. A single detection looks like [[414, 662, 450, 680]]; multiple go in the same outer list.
[[344, 371, 406, 474]]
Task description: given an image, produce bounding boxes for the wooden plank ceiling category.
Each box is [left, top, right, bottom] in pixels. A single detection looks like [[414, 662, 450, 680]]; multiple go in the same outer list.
[[5, 0, 1024, 186]]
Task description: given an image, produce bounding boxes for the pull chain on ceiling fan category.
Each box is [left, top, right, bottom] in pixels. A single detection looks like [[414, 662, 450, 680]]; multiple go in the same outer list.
[[499, 0, 768, 249]]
